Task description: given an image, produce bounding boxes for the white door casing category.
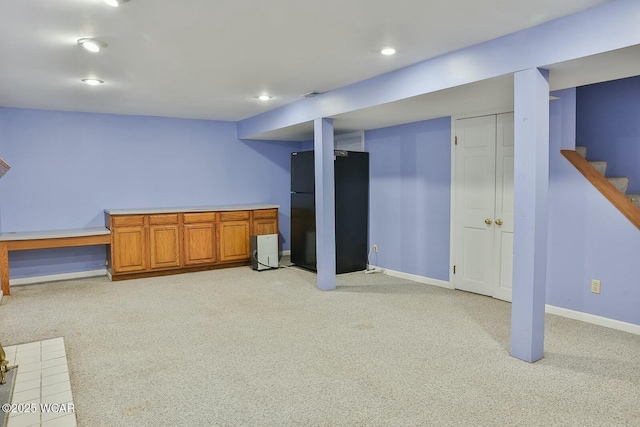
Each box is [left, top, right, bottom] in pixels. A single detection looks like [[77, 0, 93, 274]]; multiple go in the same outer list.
[[492, 112, 514, 302], [453, 112, 514, 301]]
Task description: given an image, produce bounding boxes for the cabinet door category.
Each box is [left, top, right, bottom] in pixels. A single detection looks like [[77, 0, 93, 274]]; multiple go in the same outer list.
[[149, 225, 181, 270], [253, 218, 278, 236], [219, 220, 250, 262], [112, 226, 148, 273], [184, 223, 217, 266]]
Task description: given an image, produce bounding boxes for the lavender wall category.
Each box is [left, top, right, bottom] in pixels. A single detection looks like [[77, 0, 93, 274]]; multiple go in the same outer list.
[[547, 90, 586, 311], [366, 118, 451, 281], [0, 108, 296, 279], [577, 75, 640, 194], [547, 89, 640, 325]]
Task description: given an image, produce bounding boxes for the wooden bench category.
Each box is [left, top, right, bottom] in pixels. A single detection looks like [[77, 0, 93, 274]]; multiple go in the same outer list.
[[0, 228, 111, 296]]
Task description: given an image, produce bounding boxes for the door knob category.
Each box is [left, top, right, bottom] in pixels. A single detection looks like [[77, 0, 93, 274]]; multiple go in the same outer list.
[[485, 218, 492, 225], [495, 219, 503, 226]]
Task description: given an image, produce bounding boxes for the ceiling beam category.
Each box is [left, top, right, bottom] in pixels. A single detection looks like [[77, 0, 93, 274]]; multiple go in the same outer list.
[[238, 0, 640, 139]]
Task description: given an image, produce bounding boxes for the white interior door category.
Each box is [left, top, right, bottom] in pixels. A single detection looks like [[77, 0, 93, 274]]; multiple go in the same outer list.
[[454, 115, 497, 296], [492, 112, 514, 302], [453, 113, 514, 300]]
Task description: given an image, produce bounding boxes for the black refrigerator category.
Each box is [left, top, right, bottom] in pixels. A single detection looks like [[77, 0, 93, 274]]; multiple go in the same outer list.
[[290, 150, 369, 274]]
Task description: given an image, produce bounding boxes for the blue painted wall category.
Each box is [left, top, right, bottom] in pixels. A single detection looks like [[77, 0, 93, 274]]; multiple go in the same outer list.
[[547, 88, 640, 325], [3, 84, 639, 327], [0, 108, 296, 279], [360, 88, 639, 325], [577, 75, 640, 194], [366, 118, 451, 281]]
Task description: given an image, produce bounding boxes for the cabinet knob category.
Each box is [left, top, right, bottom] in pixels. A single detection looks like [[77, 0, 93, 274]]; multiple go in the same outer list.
[[485, 218, 492, 225], [495, 219, 503, 226]]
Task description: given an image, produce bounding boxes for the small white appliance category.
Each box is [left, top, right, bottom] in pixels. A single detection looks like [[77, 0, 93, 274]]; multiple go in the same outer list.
[[250, 234, 279, 271]]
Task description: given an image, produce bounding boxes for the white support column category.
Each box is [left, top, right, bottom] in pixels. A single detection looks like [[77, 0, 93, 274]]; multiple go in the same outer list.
[[314, 118, 336, 291], [511, 68, 550, 363]]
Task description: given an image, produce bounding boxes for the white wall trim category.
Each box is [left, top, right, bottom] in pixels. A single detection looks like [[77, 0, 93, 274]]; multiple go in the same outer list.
[[449, 116, 457, 289], [280, 250, 291, 256], [370, 265, 452, 289], [7, 266, 636, 336], [546, 304, 640, 336], [10, 269, 107, 286], [0, 289, 3, 304], [368, 264, 639, 335]]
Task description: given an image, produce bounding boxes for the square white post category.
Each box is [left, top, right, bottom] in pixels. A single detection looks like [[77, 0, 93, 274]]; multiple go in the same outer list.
[[511, 68, 550, 362], [314, 118, 336, 291]]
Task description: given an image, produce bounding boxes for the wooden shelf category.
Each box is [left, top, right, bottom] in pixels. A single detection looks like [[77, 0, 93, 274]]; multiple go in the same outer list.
[[0, 157, 9, 179], [561, 149, 640, 230], [0, 228, 111, 296]]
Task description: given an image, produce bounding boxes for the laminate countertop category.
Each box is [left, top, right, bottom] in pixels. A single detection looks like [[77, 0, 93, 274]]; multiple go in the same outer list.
[[104, 204, 279, 216], [0, 227, 110, 241]]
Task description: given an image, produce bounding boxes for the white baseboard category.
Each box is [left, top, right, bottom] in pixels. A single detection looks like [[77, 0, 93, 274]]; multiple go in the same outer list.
[[280, 250, 291, 256], [0, 289, 3, 304], [10, 269, 107, 286], [371, 265, 452, 289], [368, 266, 638, 335], [546, 304, 640, 336]]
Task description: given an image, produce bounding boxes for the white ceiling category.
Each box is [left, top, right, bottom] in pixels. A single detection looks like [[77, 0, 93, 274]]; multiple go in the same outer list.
[[0, 0, 615, 130], [255, 43, 640, 141]]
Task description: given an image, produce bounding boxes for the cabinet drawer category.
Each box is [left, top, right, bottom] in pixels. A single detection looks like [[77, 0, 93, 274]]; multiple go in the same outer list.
[[220, 211, 250, 221], [149, 214, 179, 225], [253, 208, 278, 219], [112, 215, 145, 227], [183, 212, 217, 224], [253, 218, 278, 236]]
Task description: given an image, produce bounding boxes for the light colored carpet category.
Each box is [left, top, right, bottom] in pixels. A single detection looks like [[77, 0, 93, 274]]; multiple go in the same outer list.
[[1, 267, 639, 426]]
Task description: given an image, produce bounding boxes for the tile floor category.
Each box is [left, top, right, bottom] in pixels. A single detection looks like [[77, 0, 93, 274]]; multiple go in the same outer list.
[[2, 338, 76, 427]]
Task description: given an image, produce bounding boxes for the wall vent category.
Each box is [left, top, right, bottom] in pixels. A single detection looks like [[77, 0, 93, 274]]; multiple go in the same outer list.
[[302, 91, 324, 98]]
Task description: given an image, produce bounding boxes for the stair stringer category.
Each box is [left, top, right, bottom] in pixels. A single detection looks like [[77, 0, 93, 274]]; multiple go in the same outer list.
[[561, 150, 640, 230]]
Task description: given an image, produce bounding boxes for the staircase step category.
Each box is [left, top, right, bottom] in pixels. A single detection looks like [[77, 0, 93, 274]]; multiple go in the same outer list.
[[629, 194, 640, 209], [608, 177, 629, 195], [589, 161, 607, 176], [576, 146, 587, 158]]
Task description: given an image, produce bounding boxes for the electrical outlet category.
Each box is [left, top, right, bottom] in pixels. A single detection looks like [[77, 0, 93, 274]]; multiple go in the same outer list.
[[591, 279, 601, 294], [373, 244, 378, 253]]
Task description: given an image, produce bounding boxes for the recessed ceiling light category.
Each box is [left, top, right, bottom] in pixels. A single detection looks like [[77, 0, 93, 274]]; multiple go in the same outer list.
[[77, 38, 107, 53], [380, 47, 396, 56], [104, 0, 129, 6], [258, 95, 272, 101], [81, 79, 104, 86]]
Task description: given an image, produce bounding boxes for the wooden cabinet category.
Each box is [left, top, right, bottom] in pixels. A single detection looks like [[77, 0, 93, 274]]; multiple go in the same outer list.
[[219, 220, 250, 262], [149, 214, 181, 270], [183, 222, 217, 266], [219, 211, 251, 262], [253, 219, 278, 235], [252, 208, 278, 236], [112, 226, 147, 274], [107, 207, 277, 280], [149, 225, 181, 270]]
